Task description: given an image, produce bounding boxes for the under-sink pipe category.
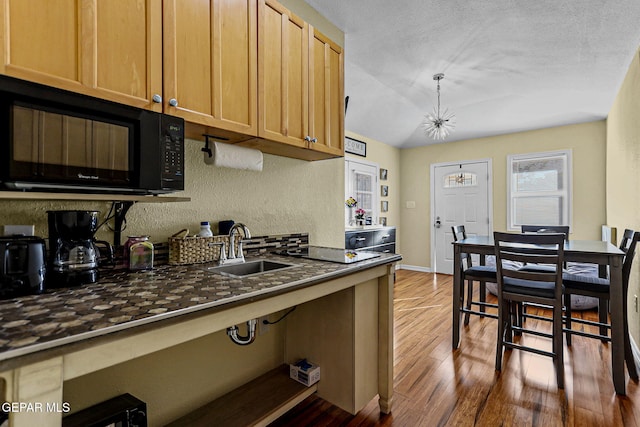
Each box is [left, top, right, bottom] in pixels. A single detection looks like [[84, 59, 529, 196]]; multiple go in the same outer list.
[[226, 319, 258, 346]]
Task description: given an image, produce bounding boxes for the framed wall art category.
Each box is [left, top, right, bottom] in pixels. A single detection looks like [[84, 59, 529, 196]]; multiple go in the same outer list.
[[345, 137, 367, 157], [380, 168, 388, 180], [381, 201, 388, 212], [381, 185, 388, 197]]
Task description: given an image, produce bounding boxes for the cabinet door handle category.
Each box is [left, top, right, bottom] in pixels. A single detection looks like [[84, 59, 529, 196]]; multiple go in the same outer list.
[[381, 234, 390, 238], [304, 135, 311, 142], [169, 98, 179, 107], [310, 137, 317, 143], [152, 94, 162, 103], [355, 237, 366, 242]]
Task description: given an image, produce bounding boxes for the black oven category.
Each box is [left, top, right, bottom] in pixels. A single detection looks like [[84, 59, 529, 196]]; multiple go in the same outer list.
[[0, 75, 184, 195], [62, 394, 147, 427]]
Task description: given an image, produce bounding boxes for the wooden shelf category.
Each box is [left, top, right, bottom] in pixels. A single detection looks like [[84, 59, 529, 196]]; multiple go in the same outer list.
[[0, 191, 190, 203], [166, 365, 317, 427]]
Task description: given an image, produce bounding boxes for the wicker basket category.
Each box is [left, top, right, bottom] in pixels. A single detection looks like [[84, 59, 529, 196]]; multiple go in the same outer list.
[[168, 233, 226, 265]]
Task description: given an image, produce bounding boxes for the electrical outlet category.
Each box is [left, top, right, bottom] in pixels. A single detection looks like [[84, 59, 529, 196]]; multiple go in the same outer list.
[[258, 316, 270, 335], [4, 225, 34, 236]]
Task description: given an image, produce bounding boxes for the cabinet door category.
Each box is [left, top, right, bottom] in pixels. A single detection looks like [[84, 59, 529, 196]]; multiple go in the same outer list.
[[163, 0, 257, 134], [258, 0, 308, 148], [0, 0, 162, 110], [309, 27, 344, 157]]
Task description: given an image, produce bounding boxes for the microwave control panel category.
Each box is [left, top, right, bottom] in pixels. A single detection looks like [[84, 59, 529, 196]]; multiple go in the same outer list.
[[161, 117, 184, 191]]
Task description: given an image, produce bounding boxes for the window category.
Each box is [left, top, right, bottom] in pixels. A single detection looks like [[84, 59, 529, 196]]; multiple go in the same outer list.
[[443, 172, 477, 188], [345, 159, 379, 226], [507, 150, 571, 231]]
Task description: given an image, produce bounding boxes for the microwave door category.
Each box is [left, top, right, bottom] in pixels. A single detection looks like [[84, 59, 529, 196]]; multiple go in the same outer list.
[[11, 105, 41, 179], [12, 104, 132, 187]]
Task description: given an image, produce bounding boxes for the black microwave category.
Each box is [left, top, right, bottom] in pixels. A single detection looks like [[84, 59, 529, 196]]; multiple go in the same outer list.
[[0, 75, 184, 195]]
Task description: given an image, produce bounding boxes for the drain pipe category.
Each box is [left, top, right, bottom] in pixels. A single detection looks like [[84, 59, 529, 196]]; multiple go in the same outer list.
[[226, 319, 258, 346]]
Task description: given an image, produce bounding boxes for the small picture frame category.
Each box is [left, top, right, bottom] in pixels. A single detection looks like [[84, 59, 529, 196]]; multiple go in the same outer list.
[[345, 137, 367, 157], [379, 217, 387, 226], [381, 201, 388, 212], [381, 185, 388, 197], [380, 168, 388, 180]]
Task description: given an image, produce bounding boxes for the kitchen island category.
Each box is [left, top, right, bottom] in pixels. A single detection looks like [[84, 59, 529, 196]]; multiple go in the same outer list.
[[0, 248, 400, 426]]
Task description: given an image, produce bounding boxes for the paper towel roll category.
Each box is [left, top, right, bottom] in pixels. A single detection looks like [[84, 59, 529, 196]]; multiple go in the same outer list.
[[203, 141, 263, 171]]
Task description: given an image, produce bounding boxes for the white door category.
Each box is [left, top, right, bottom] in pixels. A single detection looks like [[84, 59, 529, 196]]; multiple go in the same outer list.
[[433, 161, 491, 274]]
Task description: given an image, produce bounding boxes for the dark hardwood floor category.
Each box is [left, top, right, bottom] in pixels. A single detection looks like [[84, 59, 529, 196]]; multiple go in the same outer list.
[[269, 270, 640, 426]]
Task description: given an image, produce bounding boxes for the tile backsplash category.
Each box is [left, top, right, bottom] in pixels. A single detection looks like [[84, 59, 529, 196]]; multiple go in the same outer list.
[[152, 233, 309, 265]]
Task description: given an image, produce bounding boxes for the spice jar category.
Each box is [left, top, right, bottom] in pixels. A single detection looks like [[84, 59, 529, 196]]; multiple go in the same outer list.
[[125, 236, 154, 271]]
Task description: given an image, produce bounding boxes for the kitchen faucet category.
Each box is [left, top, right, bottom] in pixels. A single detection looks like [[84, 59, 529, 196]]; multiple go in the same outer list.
[[223, 223, 251, 264]]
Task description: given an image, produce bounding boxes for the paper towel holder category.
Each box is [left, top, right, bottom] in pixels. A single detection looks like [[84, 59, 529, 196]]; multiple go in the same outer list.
[[201, 134, 229, 158]]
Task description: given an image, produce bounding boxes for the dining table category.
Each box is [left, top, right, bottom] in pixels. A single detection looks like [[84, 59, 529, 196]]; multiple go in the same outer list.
[[452, 235, 639, 395]]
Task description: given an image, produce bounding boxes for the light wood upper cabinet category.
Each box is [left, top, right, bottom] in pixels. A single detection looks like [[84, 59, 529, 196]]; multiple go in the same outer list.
[[309, 27, 344, 157], [255, 0, 344, 159], [0, 0, 163, 111], [163, 0, 258, 136], [0, 0, 343, 160], [258, 0, 308, 149]]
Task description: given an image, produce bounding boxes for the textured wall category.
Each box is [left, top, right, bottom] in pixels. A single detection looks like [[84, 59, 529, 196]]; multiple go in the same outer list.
[[0, 141, 345, 249], [399, 121, 607, 269], [606, 47, 640, 343]]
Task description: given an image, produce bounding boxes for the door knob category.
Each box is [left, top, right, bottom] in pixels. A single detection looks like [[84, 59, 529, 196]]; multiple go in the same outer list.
[[169, 98, 178, 107], [152, 94, 162, 103]]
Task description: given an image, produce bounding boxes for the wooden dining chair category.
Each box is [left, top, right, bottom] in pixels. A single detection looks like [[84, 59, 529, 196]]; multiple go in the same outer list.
[[451, 225, 498, 325], [517, 225, 570, 326], [563, 229, 640, 370], [494, 231, 566, 389], [520, 225, 570, 270]]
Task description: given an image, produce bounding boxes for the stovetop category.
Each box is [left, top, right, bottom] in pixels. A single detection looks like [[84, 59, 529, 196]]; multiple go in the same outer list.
[[278, 246, 381, 264]]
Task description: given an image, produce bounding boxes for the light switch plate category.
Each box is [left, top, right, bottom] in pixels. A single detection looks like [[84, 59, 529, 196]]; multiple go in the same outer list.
[[4, 225, 35, 236], [406, 201, 416, 209]]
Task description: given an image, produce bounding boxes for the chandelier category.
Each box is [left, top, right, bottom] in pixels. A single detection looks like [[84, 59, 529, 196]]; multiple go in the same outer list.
[[423, 73, 455, 140]]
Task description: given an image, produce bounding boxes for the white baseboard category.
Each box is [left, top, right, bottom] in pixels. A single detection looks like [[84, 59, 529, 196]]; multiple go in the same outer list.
[[398, 264, 432, 273]]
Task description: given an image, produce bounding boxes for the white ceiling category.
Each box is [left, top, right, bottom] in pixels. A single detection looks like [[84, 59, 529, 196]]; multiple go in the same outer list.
[[304, 0, 640, 148]]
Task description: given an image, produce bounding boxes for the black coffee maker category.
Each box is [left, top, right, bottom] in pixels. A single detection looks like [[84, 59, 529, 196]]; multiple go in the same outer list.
[[47, 210, 113, 287]]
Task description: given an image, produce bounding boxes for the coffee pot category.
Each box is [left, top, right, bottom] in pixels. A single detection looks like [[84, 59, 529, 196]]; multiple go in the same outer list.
[[47, 210, 114, 287]]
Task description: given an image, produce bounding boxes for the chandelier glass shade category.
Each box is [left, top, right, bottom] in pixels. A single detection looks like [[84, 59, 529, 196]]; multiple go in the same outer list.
[[423, 73, 455, 140]]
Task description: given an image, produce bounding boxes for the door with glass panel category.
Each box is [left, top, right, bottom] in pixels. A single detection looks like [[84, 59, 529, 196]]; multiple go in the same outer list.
[[433, 161, 491, 274], [345, 159, 379, 226]]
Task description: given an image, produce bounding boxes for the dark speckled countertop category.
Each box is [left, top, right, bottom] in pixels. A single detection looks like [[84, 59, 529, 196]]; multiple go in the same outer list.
[[0, 248, 401, 367]]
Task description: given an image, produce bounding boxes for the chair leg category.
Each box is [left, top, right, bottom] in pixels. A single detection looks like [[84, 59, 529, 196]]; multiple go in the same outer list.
[[479, 281, 487, 317], [496, 297, 506, 372], [464, 279, 473, 326], [554, 301, 565, 389], [623, 294, 639, 380], [598, 298, 608, 342], [565, 294, 572, 346], [514, 303, 523, 336]]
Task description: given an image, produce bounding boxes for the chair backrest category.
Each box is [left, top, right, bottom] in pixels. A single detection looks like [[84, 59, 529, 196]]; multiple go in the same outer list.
[[451, 225, 473, 267], [521, 225, 570, 240], [493, 232, 565, 301], [619, 229, 640, 287]]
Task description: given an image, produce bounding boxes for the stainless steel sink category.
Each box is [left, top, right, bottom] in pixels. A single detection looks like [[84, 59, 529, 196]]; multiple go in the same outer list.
[[206, 260, 296, 278]]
